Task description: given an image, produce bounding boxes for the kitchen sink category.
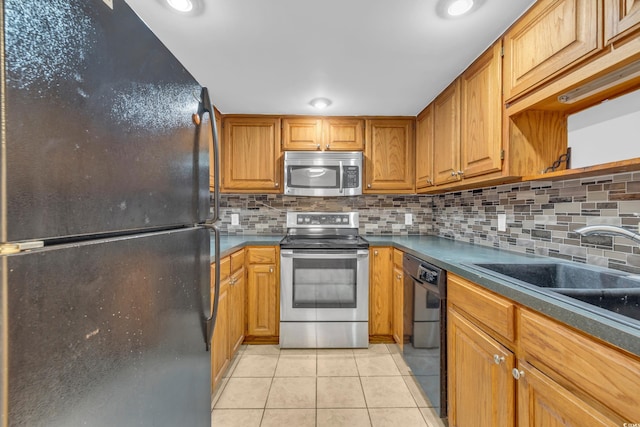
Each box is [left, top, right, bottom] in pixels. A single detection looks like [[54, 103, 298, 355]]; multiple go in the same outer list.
[[469, 262, 640, 322]]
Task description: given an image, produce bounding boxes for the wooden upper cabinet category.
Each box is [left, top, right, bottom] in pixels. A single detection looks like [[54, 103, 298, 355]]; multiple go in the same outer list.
[[503, 0, 601, 101], [460, 42, 503, 179], [364, 119, 415, 193], [282, 118, 364, 151], [222, 117, 282, 193], [605, 0, 640, 44], [323, 118, 364, 151], [282, 118, 323, 150], [433, 80, 461, 186], [415, 105, 434, 191]]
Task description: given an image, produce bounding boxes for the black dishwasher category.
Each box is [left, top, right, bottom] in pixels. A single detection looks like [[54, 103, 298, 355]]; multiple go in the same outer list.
[[402, 253, 447, 418]]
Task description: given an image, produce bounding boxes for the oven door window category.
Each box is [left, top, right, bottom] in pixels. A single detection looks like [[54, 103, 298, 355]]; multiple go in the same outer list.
[[292, 257, 357, 308], [288, 166, 339, 189]]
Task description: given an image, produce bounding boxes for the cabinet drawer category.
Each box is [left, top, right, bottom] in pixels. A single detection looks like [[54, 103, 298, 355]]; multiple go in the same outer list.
[[230, 249, 245, 273], [393, 249, 403, 268], [212, 256, 231, 282], [447, 273, 515, 342], [520, 309, 640, 421], [247, 247, 277, 264]]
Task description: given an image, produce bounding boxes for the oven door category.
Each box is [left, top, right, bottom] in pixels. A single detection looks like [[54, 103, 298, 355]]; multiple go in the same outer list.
[[280, 249, 369, 322]]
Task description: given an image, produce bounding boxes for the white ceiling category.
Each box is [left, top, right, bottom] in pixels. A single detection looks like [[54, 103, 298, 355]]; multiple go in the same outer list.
[[125, 0, 535, 116]]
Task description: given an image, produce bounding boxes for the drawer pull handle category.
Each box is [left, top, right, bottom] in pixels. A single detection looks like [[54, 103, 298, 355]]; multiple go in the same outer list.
[[493, 355, 505, 365], [512, 368, 524, 380]]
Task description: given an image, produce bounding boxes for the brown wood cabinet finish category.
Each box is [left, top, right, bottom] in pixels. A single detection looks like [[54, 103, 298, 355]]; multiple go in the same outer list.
[[369, 247, 393, 336], [605, 0, 640, 45], [448, 308, 515, 427], [516, 361, 622, 426], [460, 42, 503, 179], [364, 119, 415, 193], [229, 267, 245, 355], [222, 117, 281, 192], [433, 81, 461, 186], [503, 0, 601, 101], [282, 118, 323, 151], [415, 105, 435, 191], [211, 260, 231, 392], [246, 247, 279, 337], [323, 118, 365, 151]]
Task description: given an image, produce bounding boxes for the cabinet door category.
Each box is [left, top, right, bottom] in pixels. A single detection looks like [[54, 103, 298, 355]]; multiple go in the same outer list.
[[222, 117, 281, 192], [460, 42, 503, 179], [605, 0, 640, 44], [323, 118, 364, 151], [516, 362, 622, 426], [246, 263, 278, 337], [433, 81, 461, 186], [369, 247, 393, 336], [211, 280, 230, 391], [415, 105, 434, 191], [448, 309, 515, 427], [364, 119, 414, 193], [392, 266, 404, 348], [282, 118, 323, 151], [229, 268, 245, 355], [503, 0, 601, 100]]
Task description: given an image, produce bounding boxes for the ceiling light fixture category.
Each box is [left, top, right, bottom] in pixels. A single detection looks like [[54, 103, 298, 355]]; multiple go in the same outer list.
[[447, 0, 474, 16], [309, 98, 332, 109], [167, 0, 193, 12]]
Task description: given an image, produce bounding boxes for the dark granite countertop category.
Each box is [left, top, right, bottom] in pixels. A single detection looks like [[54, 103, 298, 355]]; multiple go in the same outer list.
[[211, 234, 640, 357]]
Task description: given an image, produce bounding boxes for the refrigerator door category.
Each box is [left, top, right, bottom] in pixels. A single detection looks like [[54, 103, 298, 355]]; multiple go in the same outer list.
[[0, 227, 211, 426], [2, 0, 210, 243]]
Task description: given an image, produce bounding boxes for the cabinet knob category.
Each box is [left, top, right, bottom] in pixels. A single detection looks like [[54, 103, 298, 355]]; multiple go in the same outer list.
[[396, 274, 402, 279], [451, 171, 457, 177], [275, 182, 280, 188], [316, 144, 321, 150], [374, 250, 378, 256], [457, 170, 464, 176], [269, 267, 274, 273], [367, 184, 372, 189], [512, 368, 524, 380], [427, 179, 433, 185], [493, 354, 505, 365], [326, 144, 330, 150]]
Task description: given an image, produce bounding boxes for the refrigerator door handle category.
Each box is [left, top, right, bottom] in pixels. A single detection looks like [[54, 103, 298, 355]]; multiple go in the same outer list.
[[196, 86, 220, 222], [205, 223, 221, 349]]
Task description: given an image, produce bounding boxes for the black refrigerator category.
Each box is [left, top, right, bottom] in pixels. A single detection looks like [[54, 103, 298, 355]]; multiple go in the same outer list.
[[0, 0, 221, 425]]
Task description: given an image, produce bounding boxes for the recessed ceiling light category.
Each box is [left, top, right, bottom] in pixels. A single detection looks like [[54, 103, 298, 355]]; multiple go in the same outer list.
[[167, 0, 193, 12], [447, 0, 474, 16], [309, 98, 332, 109]]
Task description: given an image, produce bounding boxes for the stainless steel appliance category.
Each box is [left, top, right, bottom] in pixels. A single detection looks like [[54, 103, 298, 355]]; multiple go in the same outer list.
[[402, 254, 448, 418], [283, 151, 363, 197], [280, 212, 369, 348], [1, 1, 221, 425]]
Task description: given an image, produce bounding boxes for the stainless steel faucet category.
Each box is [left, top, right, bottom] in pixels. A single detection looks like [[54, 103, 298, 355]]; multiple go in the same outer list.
[[575, 225, 640, 245]]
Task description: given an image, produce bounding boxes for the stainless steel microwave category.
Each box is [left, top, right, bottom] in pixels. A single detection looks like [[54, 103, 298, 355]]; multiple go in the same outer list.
[[283, 151, 363, 197]]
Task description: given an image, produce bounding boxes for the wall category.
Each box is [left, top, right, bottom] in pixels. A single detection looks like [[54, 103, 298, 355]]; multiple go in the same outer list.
[[217, 194, 433, 235], [216, 171, 640, 274], [568, 89, 640, 168], [432, 171, 640, 274]]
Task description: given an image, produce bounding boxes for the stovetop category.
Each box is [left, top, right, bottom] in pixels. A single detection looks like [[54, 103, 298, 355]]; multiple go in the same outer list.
[[281, 211, 369, 250], [279, 234, 370, 250]]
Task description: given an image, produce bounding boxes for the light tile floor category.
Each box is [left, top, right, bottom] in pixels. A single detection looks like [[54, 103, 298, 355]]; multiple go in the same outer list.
[[211, 344, 447, 427]]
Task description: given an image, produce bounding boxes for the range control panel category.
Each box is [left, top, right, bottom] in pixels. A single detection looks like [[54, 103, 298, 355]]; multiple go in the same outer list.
[[287, 212, 359, 228]]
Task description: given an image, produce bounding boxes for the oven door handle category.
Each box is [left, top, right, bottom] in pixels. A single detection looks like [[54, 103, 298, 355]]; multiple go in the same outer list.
[[281, 250, 369, 259]]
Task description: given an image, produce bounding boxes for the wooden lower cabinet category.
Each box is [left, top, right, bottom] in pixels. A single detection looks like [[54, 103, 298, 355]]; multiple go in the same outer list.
[[246, 247, 279, 338], [229, 267, 245, 355], [516, 361, 621, 426], [369, 247, 393, 337], [211, 268, 231, 391], [448, 308, 515, 427], [448, 273, 640, 426]]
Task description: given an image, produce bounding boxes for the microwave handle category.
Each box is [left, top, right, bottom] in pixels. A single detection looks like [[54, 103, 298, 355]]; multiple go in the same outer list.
[[339, 161, 344, 194]]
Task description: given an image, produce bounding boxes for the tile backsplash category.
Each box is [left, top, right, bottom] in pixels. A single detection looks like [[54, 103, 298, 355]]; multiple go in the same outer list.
[[215, 171, 640, 273]]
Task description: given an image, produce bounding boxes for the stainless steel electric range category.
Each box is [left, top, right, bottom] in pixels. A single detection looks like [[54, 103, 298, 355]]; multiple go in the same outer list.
[[279, 212, 369, 348]]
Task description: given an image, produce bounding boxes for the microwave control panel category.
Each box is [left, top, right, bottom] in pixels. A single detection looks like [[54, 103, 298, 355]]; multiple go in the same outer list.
[[343, 166, 360, 188]]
